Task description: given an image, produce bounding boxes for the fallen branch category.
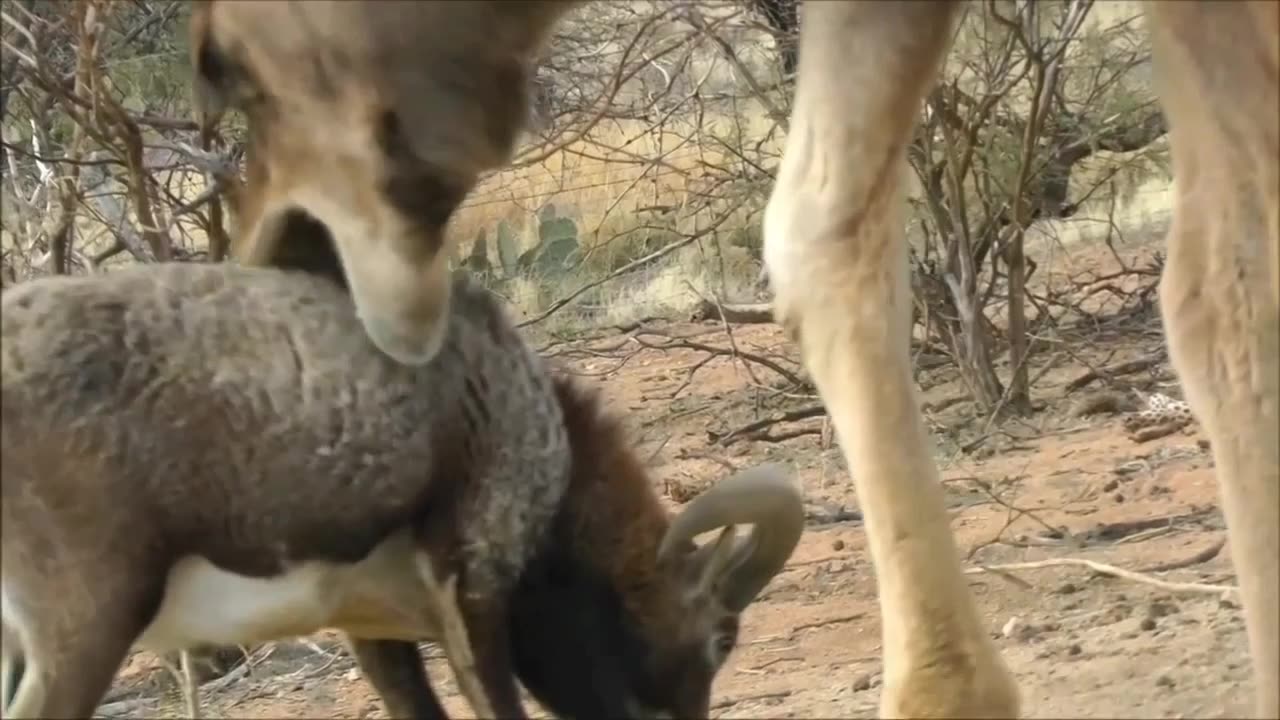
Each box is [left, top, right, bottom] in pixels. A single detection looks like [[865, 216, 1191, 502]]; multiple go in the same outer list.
[[633, 330, 806, 389], [747, 427, 822, 444], [688, 299, 773, 324], [964, 557, 1238, 597], [709, 404, 826, 446], [1065, 357, 1161, 392], [684, 283, 770, 392], [1070, 391, 1138, 418], [1137, 538, 1226, 573], [712, 689, 791, 710], [788, 613, 865, 635], [533, 316, 668, 355], [1077, 507, 1219, 544], [1127, 418, 1189, 443], [672, 448, 739, 473]]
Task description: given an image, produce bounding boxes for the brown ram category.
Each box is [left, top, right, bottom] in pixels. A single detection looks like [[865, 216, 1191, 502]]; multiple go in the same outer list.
[[0, 262, 803, 719]]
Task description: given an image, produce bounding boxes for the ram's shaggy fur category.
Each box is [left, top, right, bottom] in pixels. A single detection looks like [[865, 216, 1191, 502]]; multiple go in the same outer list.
[[0, 262, 802, 719]]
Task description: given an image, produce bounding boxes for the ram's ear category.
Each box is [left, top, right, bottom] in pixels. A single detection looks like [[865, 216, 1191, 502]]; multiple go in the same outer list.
[[189, 1, 229, 132]]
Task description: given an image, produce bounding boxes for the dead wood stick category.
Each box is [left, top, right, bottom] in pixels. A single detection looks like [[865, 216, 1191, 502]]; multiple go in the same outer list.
[[710, 404, 827, 446], [1137, 538, 1226, 573], [964, 557, 1237, 596], [712, 689, 792, 710], [1065, 357, 1160, 392], [690, 299, 774, 324]]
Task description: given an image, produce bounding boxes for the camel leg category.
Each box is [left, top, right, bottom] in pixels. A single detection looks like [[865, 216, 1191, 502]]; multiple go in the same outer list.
[[764, 2, 1018, 717], [1146, 4, 1279, 717]]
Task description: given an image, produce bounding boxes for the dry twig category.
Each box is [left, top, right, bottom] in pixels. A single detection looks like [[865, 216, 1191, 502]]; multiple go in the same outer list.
[[964, 557, 1238, 596], [710, 404, 826, 446]]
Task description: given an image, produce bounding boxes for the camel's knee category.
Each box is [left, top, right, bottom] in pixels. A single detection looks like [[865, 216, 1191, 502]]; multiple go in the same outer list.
[[1158, 220, 1279, 428], [762, 2, 959, 344], [761, 126, 919, 324]]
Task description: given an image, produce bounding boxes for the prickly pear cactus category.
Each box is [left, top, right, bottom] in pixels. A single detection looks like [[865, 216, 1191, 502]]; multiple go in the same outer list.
[[534, 207, 580, 272], [496, 221, 519, 276]]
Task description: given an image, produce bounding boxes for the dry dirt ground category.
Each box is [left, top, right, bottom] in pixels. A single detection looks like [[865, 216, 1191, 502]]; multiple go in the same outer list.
[[98, 241, 1255, 719]]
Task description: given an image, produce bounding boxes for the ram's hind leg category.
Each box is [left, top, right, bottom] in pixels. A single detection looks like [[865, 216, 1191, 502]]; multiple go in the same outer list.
[[763, 3, 1019, 717], [1146, 4, 1279, 717], [347, 637, 450, 720]]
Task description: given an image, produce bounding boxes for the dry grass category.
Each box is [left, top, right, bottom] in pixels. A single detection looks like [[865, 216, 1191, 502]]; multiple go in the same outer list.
[[448, 104, 782, 326], [454, 101, 1174, 331]]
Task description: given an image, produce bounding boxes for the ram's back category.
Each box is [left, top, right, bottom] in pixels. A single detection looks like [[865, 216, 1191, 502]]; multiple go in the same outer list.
[[0, 263, 564, 572], [3, 264, 410, 414]]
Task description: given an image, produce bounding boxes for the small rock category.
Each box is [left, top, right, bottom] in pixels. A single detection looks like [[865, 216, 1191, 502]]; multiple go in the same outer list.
[[1139, 617, 1158, 631], [1055, 582, 1080, 595], [1102, 479, 1119, 492], [851, 672, 872, 692], [1155, 674, 1175, 688], [346, 668, 361, 682], [1066, 643, 1082, 656], [1147, 600, 1179, 618], [1001, 616, 1022, 639], [1104, 604, 1135, 626], [1113, 492, 1126, 503], [832, 539, 846, 551]]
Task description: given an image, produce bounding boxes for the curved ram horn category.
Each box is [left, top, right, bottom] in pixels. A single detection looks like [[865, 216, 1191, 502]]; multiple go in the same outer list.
[[658, 463, 804, 612]]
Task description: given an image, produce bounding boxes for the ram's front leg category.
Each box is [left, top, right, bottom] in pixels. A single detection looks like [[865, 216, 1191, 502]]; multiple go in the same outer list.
[[415, 557, 525, 720], [764, 3, 1019, 717]]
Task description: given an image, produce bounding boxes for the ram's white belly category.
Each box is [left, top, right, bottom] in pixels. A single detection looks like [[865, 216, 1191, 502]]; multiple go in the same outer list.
[[136, 530, 442, 653]]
